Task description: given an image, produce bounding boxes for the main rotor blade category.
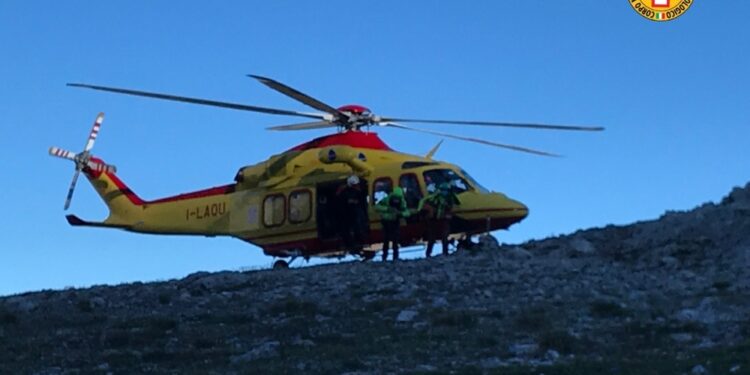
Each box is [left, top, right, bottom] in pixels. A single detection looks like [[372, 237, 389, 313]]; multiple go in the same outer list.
[[248, 75, 348, 120], [49, 146, 77, 161], [383, 122, 560, 157], [266, 121, 337, 131], [67, 83, 325, 120], [84, 112, 104, 152], [64, 168, 81, 210], [380, 117, 604, 132]]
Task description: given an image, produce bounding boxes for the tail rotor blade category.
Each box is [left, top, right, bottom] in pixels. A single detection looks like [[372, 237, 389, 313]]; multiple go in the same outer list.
[[84, 112, 104, 152], [49, 146, 77, 161], [64, 168, 81, 210]]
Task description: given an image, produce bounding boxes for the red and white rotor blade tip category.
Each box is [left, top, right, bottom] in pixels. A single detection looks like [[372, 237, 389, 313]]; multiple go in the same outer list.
[[86, 160, 116, 174], [84, 112, 104, 152], [49, 146, 77, 161]]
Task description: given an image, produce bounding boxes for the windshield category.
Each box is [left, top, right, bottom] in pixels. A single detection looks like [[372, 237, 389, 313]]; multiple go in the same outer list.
[[423, 169, 472, 194], [460, 169, 489, 193]]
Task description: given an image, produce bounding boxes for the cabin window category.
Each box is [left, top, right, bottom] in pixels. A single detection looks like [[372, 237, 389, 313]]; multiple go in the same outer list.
[[289, 190, 312, 223], [263, 194, 286, 227], [399, 173, 423, 208], [423, 169, 472, 194], [372, 177, 393, 205], [460, 169, 490, 193]]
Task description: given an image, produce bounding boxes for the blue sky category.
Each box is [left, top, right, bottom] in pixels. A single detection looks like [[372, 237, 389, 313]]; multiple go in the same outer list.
[[1, 1, 748, 296]]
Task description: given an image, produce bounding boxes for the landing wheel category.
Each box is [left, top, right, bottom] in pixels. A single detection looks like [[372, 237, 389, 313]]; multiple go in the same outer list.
[[360, 251, 376, 262], [272, 259, 289, 270]]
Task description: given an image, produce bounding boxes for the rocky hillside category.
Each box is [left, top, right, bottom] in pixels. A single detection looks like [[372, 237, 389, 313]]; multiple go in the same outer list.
[[2, 183, 750, 374]]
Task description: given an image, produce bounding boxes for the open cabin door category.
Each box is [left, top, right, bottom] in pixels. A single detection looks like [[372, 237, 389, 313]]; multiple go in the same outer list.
[[315, 179, 369, 240]]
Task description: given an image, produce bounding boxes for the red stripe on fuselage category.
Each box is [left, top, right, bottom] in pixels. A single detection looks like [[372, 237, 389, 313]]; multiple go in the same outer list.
[[86, 159, 235, 206]]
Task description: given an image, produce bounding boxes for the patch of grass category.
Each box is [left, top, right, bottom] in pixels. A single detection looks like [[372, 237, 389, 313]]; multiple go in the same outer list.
[[193, 338, 215, 350], [712, 280, 731, 291], [485, 309, 505, 320], [589, 300, 629, 318], [104, 330, 130, 348], [142, 349, 175, 363], [0, 308, 17, 325], [514, 306, 549, 330], [103, 351, 140, 368], [113, 316, 178, 343], [76, 299, 94, 313], [221, 281, 255, 292], [476, 335, 499, 348], [157, 293, 171, 305], [267, 297, 319, 316], [430, 309, 478, 329], [538, 329, 581, 354], [364, 298, 413, 313], [485, 339, 750, 375], [147, 317, 178, 331]]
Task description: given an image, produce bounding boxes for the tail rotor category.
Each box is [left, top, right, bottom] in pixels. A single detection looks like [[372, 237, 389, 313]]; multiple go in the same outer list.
[[49, 112, 117, 210]]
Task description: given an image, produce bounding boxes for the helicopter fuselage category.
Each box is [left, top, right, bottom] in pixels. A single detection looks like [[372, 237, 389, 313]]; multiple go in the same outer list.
[[75, 131, 528, 259]]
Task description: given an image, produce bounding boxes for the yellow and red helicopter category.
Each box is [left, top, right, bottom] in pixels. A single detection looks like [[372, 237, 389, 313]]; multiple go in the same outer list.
[[50, 75, 602, 268]]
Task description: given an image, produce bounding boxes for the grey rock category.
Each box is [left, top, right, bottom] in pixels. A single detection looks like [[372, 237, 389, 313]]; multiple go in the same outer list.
[[660, 256, 679, 268], [569, 237, 596, 255], [230, 341, 280, 363], [396, 309, 418, 323], [509, 342, 538, 356], [506, 246, 532, 259], [545, 349, 561, 362], [415, 364, 438, 372], [431, 296, 449, 308], [479, 357, 504, 369], [691, 364, 707, 375], [6, 296, 37, 312], [670, 333, 693, 343]]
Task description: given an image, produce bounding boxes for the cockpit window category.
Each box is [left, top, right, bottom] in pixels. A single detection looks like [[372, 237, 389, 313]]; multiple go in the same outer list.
[[460, 169, 489, 193], [423, 169, 472, 194]]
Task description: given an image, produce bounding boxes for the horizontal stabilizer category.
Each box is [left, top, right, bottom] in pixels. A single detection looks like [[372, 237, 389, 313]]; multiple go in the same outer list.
[[65, 214, 130, 229]]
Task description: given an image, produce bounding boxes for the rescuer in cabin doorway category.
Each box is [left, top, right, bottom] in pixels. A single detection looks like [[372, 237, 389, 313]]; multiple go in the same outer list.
[[336, 175, 369, 253]]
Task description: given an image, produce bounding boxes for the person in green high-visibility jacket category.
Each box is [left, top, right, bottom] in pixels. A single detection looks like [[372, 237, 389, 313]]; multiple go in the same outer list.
[[418, 182, 461, 257], [375, 187, 410, 261]]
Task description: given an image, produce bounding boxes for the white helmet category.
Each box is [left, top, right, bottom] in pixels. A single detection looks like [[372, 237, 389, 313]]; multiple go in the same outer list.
[[347, 175, 360, 186]]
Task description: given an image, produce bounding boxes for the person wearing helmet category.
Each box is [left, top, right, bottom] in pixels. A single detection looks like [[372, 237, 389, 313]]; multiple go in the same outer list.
[[336, 175, 368, 253], [418, 182, 460, 257], [375, 186, 410, 261]]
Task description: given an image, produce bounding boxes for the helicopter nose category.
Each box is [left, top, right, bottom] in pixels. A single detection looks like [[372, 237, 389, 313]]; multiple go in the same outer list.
[[507, 198, 529, 219]]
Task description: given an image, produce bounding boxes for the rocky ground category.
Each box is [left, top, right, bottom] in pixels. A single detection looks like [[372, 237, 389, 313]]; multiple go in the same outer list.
[[2, 183, 750, 374]]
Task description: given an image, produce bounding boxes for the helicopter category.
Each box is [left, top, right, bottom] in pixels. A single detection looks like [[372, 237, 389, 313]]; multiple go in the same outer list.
[[49, 75, 603, 268]]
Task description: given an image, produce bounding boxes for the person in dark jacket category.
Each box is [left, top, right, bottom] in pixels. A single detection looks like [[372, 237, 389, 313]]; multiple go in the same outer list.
[[336, 175, 368, 252], [418, 182, 460, 257], [375, 187, 410, 261]]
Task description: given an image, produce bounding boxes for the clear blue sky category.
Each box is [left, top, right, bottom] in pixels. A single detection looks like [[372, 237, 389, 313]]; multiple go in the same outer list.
[[1, 1, 748, 296]]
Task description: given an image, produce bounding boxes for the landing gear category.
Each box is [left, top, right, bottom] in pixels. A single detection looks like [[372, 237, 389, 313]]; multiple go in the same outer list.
[[273, 259, 289, 270], [271, 254, 303, 270]]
